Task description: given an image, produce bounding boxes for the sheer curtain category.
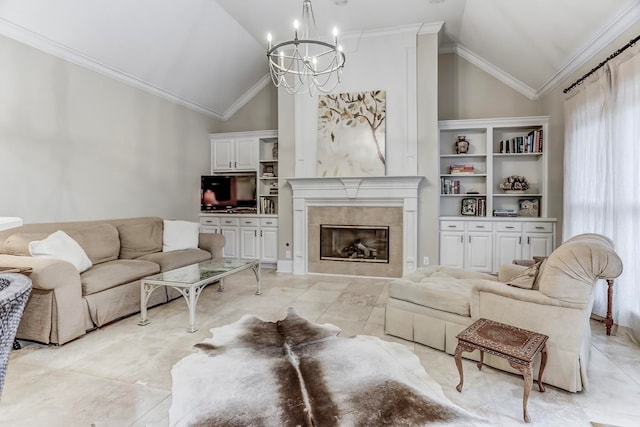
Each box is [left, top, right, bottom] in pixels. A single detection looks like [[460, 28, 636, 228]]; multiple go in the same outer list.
[[564, 42, 640, 343]]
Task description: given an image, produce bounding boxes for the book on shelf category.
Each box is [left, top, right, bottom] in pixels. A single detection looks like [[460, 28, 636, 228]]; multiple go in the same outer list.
[[498, 129, 543, 154], [260, 197, 276, 214], [493, 209, 517, 217], [440, 178, 460, 195]]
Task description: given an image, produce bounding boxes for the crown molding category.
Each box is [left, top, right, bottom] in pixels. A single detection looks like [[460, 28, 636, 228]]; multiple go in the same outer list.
[[221, 74, 271, 120], [0, 17, 226, 119], [447, 43, 538, 99], [536, 1, 640, 97]]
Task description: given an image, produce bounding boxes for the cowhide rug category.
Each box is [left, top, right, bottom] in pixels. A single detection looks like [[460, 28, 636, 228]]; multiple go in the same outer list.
[[170, 308, 490, 426]]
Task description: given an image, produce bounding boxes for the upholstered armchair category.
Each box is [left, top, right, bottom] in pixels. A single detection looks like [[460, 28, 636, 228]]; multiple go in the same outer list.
[[385, 233, 623, 392], [0, 273, 32, 398]]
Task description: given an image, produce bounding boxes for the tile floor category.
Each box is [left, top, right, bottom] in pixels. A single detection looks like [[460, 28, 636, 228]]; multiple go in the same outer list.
[[2, 269, 639, 426]]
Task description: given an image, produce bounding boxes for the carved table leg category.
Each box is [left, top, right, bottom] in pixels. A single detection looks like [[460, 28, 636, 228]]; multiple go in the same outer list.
[[476, 350, 484, 371], [455, 342, 474, 393], [537, 345, 547, 392], [510, 361, 533, 423], [606, 278, 614, 336]]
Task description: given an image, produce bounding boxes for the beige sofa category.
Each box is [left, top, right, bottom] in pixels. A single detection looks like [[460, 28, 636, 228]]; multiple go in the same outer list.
[[385, 234, 623, 392], [0, 217, 225, 345]]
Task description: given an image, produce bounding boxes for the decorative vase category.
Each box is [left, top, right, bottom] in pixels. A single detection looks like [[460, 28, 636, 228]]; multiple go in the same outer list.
[[272, 142, 278, 160], [454, 136, 470, 154]]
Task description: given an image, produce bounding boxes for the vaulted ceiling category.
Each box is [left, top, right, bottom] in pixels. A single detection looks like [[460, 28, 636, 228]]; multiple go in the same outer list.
[[1, 0, 638, 120]]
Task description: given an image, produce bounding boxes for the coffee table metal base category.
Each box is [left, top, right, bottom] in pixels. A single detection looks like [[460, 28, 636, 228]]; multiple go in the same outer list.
[[138, 259, 260, 333]]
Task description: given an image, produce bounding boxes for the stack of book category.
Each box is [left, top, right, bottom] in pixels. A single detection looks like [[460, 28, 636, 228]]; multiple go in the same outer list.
[[440, 178, 460, 194], [493, 209, 517, 217], [449, 164, 475, 174]]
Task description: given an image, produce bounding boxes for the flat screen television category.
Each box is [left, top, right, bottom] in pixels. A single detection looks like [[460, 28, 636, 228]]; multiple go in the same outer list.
[[201, 175, 257, 212]]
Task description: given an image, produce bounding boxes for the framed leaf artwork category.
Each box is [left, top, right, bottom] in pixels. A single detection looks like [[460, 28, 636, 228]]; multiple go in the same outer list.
[[317, 90, 386, 177]]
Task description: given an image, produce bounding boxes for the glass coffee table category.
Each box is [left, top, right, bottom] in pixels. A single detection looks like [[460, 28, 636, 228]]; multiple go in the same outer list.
[[138, 258, 260, 332]]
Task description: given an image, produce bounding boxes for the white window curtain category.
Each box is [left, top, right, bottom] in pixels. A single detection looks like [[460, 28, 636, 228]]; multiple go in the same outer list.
[[564, 41, 640, 344]]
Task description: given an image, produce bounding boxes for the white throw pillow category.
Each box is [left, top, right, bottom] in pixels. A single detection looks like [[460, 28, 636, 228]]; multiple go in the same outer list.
[[163, 220, 200, 252], [28, 230, 93, 273]]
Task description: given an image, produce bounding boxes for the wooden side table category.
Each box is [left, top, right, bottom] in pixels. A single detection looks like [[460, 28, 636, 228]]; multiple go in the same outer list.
[[455, 318, 548, 423]]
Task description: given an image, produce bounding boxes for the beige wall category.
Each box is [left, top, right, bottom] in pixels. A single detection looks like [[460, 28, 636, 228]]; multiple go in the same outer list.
[[216, 84, 278, 133], [438, 53, 542, 120], [0, 34, 222, 223]]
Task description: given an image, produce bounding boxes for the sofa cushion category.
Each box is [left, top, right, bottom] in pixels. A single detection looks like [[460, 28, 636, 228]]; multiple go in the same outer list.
[[390, 276, 473, 317], [162, 220, 200, 252], [3, 233, 48, 256], [80, 259, 160, 295], [137, 248, 211, 272], [29, 230, 93, 273], [117, 220, 163, 259], [67, 224, 120, 265]]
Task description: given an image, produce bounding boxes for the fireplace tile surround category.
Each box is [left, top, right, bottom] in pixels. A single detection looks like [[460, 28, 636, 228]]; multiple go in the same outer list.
[[288, 176, 423, 278]]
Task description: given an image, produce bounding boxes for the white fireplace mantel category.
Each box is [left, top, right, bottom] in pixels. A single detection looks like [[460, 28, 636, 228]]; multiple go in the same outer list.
[[288, 176, 424, 276]]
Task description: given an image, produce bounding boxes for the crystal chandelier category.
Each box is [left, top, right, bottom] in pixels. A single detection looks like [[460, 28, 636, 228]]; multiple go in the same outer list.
[[266, 0, 346, 95]]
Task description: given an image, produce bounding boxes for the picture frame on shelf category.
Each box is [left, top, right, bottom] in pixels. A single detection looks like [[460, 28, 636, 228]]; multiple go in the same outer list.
[[518, 198, 539, 217], [461, 198, 477, 216]]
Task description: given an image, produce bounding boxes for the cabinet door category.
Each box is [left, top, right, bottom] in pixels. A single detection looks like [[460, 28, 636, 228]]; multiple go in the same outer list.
[[200, 225, 219, 234], [494, 232, 523, 271], [240, 226, 260, 259], [439, 231, 465, 269], [234, 138, 257, 170], [523, 233, 553, 260], [211, 139, 234, 171], [260, 227, 278, 263], [220, 226, 239, 258], [466, 232, 493, 272]]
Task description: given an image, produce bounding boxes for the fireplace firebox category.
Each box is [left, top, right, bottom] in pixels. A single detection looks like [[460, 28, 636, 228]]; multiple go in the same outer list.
[[320, 225, 389, 263]]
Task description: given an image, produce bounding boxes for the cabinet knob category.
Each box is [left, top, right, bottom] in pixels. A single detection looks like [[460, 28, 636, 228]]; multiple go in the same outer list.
[[528, 237, 531, 245], [476, 225, 485, 229], [228, 162, 232, 168], [535, 226, 544, 230], [448, 225, 456, 228], [518, 236, 522, 244], [506, 226, 514, 229]]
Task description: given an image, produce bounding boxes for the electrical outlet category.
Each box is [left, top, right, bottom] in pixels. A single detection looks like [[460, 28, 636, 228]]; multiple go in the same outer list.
[[423, 256, 429, 266], [286, 250, 292, 259]]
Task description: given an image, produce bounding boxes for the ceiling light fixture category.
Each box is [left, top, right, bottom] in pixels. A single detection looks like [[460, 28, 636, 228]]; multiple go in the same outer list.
[[266, 0, 346, 95]]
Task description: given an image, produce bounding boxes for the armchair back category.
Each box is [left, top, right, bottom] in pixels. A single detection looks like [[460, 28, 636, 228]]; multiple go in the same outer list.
[[536, 233, 623, 304]]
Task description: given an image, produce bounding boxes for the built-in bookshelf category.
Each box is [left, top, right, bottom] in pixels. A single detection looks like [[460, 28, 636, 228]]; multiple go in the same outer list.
[[438, 116, 549, 218]]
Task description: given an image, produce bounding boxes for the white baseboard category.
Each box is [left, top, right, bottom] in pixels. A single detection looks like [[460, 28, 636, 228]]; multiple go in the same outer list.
[[277, 260, 293, 273]]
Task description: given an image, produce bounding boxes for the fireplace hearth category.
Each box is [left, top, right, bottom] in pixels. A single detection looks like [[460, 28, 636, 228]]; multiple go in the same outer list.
[[320, 225, 389, 263]]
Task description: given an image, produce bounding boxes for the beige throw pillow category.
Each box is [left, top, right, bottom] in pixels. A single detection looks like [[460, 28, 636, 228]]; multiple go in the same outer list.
[[506, 262, 541, 290], [28, 230, 93, 272]]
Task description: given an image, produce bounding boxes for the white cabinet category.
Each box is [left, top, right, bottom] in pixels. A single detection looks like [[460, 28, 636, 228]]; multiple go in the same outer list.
[[239, 217, 260, 260], [439, 221, 493, 272], [210, 135, 257, 172], [493, 221, 555, 270], [441, 219, 556, 273], [199, 215, 278, 264], [199, 216, 220, 234], [219, 217, 240, 258], [260, 222, 279, 263], [439, 231, 464, 269]]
